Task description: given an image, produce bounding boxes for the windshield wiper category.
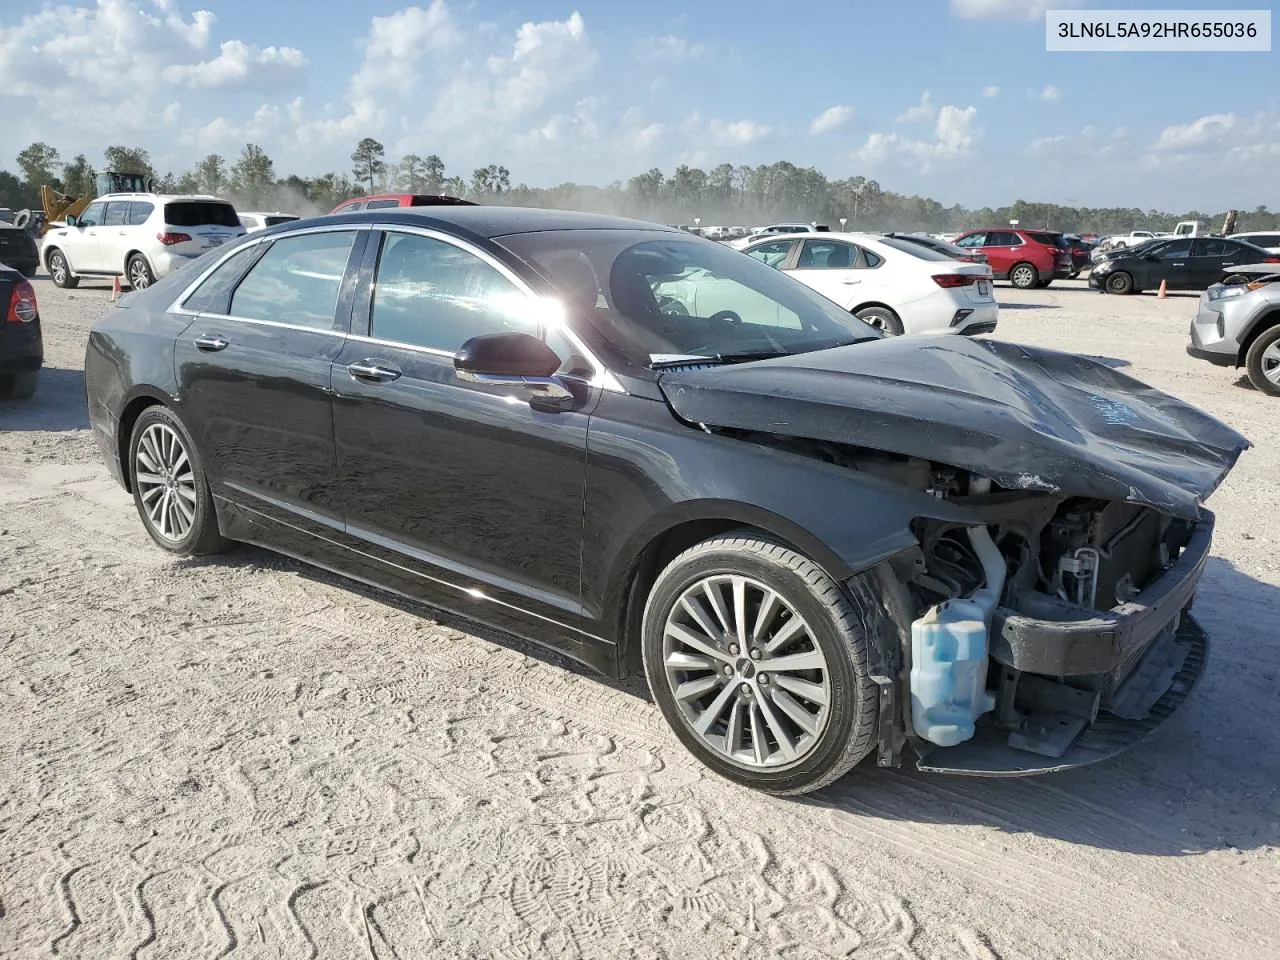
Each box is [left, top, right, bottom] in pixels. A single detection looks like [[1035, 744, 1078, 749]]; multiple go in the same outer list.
[[650, 350, 789, 370]]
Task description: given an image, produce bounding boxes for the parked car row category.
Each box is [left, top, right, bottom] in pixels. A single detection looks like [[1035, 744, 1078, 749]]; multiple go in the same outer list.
[[1090, 236, 1280, 295], [1188, 265, 1280, 396]]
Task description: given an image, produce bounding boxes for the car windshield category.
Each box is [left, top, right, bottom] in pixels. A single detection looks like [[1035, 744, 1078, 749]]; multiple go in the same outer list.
[[497, 229, 879, 366]]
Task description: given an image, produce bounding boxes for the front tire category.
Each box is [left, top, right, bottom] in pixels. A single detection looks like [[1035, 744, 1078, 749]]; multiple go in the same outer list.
[[1105, 271, 1134, 295], [1009, 262, 1039, 289], [128, 406, 228, 555], [1245, 324, 1280, 397], [47, 249, 79, 289], [127, 254, 155, 290], [641, 534, 879, 795], [854, 305, 904, 336]]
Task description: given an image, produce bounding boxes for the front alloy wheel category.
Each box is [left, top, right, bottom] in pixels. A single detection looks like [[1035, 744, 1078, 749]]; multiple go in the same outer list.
[[642, 533, 880, 795], [128, 407, 228, 555]]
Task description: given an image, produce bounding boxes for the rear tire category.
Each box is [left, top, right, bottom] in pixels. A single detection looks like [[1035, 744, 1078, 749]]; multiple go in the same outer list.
[[1037, 279, 1054, 288], [1244, 324, 1280, 397], [854, 305, 904, 336], [127, 254, 155, 290], [1105, 271, 1134, 295], [127, 406, 229, 556], [0, 371, 38, 400], [641, 533, 879, 795], [47, 249, 79, 289], [1009, 262, 1039, 289]]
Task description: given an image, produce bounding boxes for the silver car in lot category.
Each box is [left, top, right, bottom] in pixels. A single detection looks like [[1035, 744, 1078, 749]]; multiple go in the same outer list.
[[1187, 265, 1280, 395]]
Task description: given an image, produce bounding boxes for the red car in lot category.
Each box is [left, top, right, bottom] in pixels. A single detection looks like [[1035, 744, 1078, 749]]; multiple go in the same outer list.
[[952, 228, 1073, 289], [328, 194, 476, 214]]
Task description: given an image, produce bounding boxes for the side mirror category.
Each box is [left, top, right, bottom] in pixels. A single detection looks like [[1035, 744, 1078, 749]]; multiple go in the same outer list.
[[454, 332, 573, 402], [64, 215, 78, 227]]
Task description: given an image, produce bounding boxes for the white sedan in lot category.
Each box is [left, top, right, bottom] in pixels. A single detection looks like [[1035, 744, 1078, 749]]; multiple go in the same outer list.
[[738, 232, 997, 336]]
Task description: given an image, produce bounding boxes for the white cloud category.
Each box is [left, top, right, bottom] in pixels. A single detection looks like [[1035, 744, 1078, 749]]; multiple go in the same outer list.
[[162, 102, 181, 124], [982, 85, 1000, 98], [634, 34, 710, 61], [1154, 113, 1238, 150], [708, 119, 772, 145], [950, 0, 1083, 20], [896, 91, 935, 124], [1039, 84, 1064, 102], [809, 105, 853, 135], [857, 104, 980, 172], [163, 39, 307, 90]]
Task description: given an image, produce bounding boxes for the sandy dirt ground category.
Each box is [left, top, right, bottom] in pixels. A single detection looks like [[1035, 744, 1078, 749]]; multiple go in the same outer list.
[[1, 275, 1277, 960]]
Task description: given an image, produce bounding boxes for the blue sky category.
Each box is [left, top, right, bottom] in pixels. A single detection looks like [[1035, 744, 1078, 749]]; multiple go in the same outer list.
[[1, 0, 1276, 210]]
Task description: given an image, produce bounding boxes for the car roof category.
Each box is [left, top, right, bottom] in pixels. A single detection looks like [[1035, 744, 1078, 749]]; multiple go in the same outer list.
[[321, 206, 680, 239], [94, 193, 228, 202]]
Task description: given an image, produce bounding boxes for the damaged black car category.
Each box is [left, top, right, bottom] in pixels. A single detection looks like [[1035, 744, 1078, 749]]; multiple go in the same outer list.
[[84, 208, 1250, 794]]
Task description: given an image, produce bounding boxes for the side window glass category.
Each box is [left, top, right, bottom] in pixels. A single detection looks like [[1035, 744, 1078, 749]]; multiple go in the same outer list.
[[956, 233, 985, 248], [746, 240, 794, 269], [370, 233, 536, 352], [1157, 239, 1193, 259], [182, 244, 264, 314], [104, 201, 130, 226], [857, 247, 883, 268], [229, 231, 356, 329], [365, 199, 400, 209], [797, 240, 852, 269], [127, 201, 154, 226], [79, 202, 105, 227], [1200, 239, 1233, 257]]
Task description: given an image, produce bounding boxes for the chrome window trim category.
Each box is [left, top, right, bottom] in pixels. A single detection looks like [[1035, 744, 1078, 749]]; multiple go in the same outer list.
[[167, 223, 374, 315], [181, 312, 349, 338], [368, 222, 626, 394]]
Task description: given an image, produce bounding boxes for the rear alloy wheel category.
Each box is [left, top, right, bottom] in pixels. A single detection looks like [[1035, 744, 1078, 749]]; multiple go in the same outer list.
[[642, 533, 879, 795], [854, 305, 904, 336], [128, 407, 228, 555], [127, 254, 155, 290], [1245, 324, 1280, 397], [47, 249, 79, 289], [1105, 271, 1134, 295], [1009, 262, 1039, 289]]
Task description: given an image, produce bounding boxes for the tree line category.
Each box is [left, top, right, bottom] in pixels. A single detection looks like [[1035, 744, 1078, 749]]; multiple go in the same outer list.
[[4, 138, 1276, 237]]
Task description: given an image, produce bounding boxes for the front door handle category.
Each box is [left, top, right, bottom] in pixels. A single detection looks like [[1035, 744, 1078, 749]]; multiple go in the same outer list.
[[193, 335, 229, 352], [348, 360, 402, 383]]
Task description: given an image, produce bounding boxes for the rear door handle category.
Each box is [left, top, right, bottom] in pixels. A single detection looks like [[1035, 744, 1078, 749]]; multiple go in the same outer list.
[[193, 335, 229, 352], [348, 360, 402, 383]]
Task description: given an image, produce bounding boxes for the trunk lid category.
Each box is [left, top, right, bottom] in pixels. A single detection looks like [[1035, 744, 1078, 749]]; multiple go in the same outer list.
[[657, 337, 1248, 519]]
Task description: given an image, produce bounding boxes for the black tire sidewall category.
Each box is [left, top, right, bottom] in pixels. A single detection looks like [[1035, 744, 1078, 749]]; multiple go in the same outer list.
[[855, 306, 903, 336], [0, 371, 38, 400], [1246, 325, 1280, 397], [127, 406, 218, 554], [642, 542, 873, 793]]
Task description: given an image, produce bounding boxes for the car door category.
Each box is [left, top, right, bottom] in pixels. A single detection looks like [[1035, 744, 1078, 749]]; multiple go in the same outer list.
[[97, 200, 133, 274], [788, 238, 862, 307], [330, 227, 598, 637], [66, 200, 107, 272], [1145, 238, 1193, 288], [173, 226, 367, 535]]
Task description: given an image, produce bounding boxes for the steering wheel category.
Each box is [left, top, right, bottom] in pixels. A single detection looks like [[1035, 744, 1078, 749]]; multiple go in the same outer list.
[[708, 310, 742, 325]]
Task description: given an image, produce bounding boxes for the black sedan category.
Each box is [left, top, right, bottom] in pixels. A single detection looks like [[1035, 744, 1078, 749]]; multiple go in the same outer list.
[[1, 264, 42, 399], [1090, 235, 1279, 294], [884, 232, 989, 267], [84, 207, 1247, 793], [0, 221, 40, 276]]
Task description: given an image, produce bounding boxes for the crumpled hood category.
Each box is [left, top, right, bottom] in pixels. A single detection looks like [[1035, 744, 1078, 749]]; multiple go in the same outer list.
[[658, 336, 1249, 519]]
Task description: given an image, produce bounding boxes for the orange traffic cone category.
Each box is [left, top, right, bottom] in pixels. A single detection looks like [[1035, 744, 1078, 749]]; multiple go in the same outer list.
[[110, 276, 121, 301], [1157, 279, 1167, 299]]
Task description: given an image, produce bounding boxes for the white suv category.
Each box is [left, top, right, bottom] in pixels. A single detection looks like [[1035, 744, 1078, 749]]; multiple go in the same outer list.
[[43, 194, 245, 290]]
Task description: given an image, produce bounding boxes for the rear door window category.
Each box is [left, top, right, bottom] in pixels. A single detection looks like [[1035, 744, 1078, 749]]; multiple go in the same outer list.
[[988, 231, 1021, 246], [364, 199, 402, 209], [229, 231, 357, 330], [796, 239, 855, 269], [104, 201, 130, 226], [164, 201, 241, 228]]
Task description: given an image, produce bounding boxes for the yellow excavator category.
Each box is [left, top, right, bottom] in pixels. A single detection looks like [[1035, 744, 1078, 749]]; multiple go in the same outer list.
[[14, 171, 151, 235]]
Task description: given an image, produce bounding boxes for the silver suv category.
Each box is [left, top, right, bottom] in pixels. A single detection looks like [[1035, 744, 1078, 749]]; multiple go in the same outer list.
[[43, 194, 244, 290], [1187, 265, 1280, 395]]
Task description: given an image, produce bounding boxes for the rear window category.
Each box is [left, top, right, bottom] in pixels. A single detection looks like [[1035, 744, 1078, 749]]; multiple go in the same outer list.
[[877, 236, 954, 261], [1026, 231, 1071, 249], [164, 201, 240, 228]]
